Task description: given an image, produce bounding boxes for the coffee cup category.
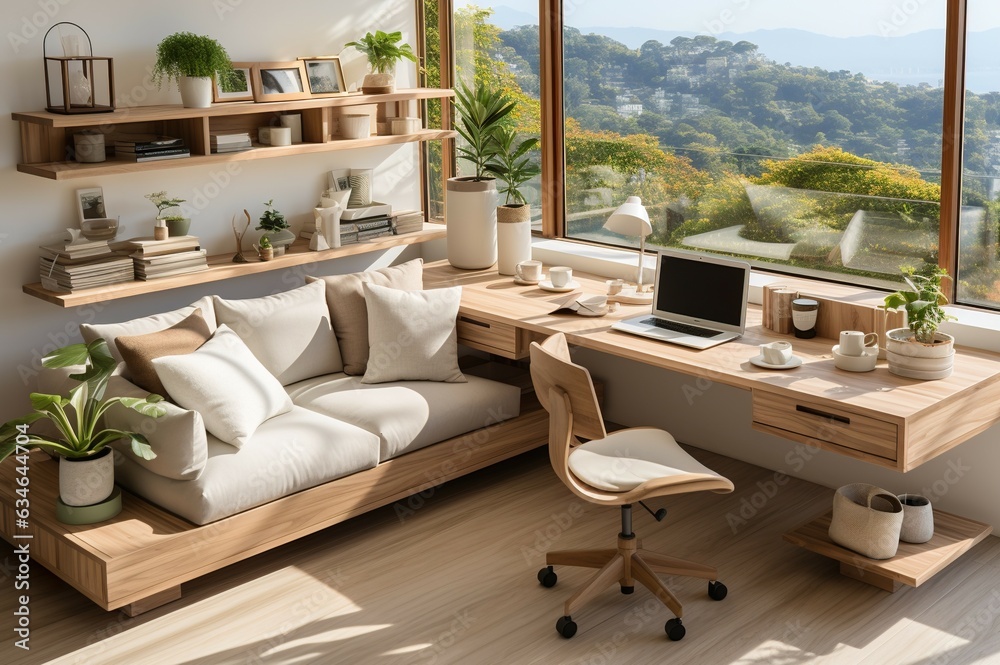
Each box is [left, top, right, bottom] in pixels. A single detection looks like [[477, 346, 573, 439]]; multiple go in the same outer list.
[[515, 260, 543, 283], [269, 126, 292, 147], [549, 266, 573, 288], [839, 331, 878, 357], [760, 341, 793, 365]]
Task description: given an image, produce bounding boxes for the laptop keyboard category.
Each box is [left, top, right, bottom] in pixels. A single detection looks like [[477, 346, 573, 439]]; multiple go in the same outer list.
[[640, 318, 720, 338]]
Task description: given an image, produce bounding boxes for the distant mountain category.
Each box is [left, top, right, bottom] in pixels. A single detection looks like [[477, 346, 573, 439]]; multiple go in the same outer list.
[[487, 6, 1000, 92]]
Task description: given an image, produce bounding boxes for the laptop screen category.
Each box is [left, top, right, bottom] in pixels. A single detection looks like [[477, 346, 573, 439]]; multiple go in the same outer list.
[[653, 251, 749, 329]]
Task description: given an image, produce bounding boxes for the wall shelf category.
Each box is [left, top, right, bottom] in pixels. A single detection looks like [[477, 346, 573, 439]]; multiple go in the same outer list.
[[13, 88, 455, 180], [24, 223, 446, 307]]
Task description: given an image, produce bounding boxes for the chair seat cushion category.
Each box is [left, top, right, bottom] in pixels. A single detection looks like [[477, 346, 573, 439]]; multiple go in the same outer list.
[[568, 428, 725, 492]]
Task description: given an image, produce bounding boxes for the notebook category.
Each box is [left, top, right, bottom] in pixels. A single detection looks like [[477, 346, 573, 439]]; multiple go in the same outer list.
[[611, 249, 751, 350]]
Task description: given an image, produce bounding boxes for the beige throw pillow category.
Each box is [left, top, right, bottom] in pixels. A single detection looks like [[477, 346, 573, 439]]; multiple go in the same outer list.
[[151, 325, 293, 448], [361, 282, 466, 384], [114, 308, 212, 399], [306, 258, 423, 375], [213, 281, 343, 385]]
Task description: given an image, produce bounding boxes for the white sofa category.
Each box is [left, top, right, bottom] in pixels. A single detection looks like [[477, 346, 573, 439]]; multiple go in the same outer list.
[[81, 260, 522, 525]]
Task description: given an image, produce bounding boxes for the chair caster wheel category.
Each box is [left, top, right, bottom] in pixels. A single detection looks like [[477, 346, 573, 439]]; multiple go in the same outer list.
[[665, 617, 685, 641], [538, 566, 557, 588], [708, 580, 728, 601], [556, 615, 577, 638], [620, 585, 634, 594]]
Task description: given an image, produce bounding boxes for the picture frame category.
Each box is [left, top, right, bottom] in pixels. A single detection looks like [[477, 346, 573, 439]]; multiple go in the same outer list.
[[76, 187, 106, 223], [299, 56, 347, 97], [213, 62, 256, 103], [252, 61, 311, 103], [327, 169, 351, 192]]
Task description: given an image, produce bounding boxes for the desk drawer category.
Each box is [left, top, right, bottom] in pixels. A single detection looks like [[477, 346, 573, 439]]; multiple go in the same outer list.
[[752, 392, 898, 462], [457, 315, 529, 359]]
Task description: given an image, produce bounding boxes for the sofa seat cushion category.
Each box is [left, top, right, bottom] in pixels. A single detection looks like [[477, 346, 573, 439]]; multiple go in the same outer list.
[[285, 373, 521, 461], [113, 406, 381, 525]]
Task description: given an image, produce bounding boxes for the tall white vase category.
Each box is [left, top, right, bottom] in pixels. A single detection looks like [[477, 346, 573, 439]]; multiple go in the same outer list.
[[446, 177, 498, 269], [496, 204, 532, 275], [179, 76, 213, 108]]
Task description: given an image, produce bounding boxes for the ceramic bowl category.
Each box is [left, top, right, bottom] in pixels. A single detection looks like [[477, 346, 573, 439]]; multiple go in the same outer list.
[[832, 345, 878, 372], [80, 217, 119, 241], [340, 114, 371, 140]]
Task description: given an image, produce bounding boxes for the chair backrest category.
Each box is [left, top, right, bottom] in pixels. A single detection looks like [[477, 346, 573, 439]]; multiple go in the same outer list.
[[529, 333, 607, 441]]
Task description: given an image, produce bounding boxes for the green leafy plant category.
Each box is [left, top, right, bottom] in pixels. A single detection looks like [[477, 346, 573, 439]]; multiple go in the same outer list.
[[256, 199, 288, 232], [884, 265, 956, 344], [258, 235, 272, 249], [453, 82, 516, 181], [152, 31, 236, 86], [0, 341, 164, 463], [146, 191, 186, 221], [345, 30, 418, 74], [486, 126, 539, 205]]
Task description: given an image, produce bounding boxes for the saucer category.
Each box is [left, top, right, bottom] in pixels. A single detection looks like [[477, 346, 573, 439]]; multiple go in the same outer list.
[[749, 354, 802, 370], [514, 276, 543, 286], [538, 279, 581, 293], [832, 345, 878, 372]]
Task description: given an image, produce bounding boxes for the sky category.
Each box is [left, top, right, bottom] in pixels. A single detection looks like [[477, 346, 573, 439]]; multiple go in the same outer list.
[[458, 1, 1000, 38]]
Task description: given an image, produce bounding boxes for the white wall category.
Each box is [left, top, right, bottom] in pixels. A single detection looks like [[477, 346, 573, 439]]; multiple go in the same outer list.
[[0, 0, 423, 418]]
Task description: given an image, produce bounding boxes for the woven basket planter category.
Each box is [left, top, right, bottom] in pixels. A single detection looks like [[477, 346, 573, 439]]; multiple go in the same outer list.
[[828, 483, 903, 560]]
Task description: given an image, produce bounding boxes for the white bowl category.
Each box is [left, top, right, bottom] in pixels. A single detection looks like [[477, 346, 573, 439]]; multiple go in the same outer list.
[[832, 345, 878, 372], [391, 117, 421, 135], [340, 114, 371, 140]]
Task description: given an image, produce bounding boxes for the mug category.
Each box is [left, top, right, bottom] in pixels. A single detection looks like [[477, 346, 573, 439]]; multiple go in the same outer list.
[[760, 341, 793, 365], [515, 260, 542, 283], [549, 266, 573, 288], [839, 331, 878, 357], [269, 126, 292, 147]]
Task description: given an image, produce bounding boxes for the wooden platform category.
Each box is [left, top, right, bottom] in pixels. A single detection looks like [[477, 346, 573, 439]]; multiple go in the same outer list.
[[784, 509, 993, 591], [0, 395, 547, 615]]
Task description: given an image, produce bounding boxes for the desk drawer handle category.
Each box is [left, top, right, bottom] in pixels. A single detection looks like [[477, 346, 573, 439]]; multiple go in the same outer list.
[[795, 405, 850, 425], [459, 316, 491, 328]]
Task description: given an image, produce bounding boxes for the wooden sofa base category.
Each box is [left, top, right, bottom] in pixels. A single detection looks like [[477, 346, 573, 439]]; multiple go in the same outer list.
[[0, 397, 548, 615]]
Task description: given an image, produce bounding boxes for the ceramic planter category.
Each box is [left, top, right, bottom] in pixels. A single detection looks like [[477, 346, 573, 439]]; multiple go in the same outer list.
[[496, 204, 532, 275], [885, 328, 955, 380], [268, 228, 297, 256], [178, 76, 213, 108], [164, 217, 191, 237], [446, 177, 498, 269], [59, 447, 114, 507]]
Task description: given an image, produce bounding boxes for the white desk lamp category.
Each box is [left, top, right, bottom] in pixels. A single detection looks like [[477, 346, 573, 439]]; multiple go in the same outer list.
[[603, 196, 654, 304]]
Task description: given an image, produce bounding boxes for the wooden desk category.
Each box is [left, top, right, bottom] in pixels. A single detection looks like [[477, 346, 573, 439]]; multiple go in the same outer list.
[[424, 261, 999, 591]]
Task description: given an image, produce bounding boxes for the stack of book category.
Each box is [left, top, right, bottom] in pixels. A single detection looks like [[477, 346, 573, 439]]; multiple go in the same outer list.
[[340, 203, 393, 245], [210, 132, 252, 154], [391, 210, 425, 235], [39, 240, 135, 292], [115, 134, 190, 162], [121, 236, 209, 280]]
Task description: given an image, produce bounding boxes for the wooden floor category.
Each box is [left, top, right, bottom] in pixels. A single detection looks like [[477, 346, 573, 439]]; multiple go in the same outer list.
[[3, 446, 1000, 665]]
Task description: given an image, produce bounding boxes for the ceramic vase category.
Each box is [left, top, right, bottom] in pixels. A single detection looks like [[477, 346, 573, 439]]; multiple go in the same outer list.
[[59, 447, 114, 507], [496, 204, 532, 275], [885, 329, 955, 380], [178, 76, 213, 108], [446, 177, 498, 270]]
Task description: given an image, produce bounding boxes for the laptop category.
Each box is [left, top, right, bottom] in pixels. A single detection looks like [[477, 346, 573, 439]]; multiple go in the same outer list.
[[612, 249, 751, 350]]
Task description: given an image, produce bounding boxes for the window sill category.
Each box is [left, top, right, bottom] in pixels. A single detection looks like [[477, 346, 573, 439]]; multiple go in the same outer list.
[[531, 238, 1000, 353]]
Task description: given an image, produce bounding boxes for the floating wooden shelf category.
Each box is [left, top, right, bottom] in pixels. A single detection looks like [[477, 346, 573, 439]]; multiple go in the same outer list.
[[24, 223, 447, 307], [784, 509, 992, 591], [13, 88, 455, 180]]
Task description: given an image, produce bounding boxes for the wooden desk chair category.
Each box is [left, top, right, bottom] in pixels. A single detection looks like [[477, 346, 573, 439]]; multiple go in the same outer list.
[[529, 333, 735, 641]]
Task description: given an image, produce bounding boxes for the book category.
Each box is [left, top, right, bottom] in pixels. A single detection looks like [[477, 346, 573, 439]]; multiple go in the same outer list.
[[41, 255, 133, 276], [133, 249, 207, 266], [136, 264, 209, 280], [121, 236, 200, 257], [210, 132, 251, 144], [355, 217, 392, 232], [39, 242, 113, 259], [120, 150, 191, 162], [341, 203, 392, 220], [357, 228, 394, 242]]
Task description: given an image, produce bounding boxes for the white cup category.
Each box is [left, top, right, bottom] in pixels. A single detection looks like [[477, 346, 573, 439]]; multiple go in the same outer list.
[[549, 266, 573, 288], [839, 331, 878, 357], [279, 114, 302, 143], [760, 341, 793, 365], [269, 126, 292, 147], [515, 260, 542, 283]]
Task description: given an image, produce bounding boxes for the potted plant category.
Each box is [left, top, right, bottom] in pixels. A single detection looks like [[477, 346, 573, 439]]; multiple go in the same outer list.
[[883, 265, 957, 380], [0, 340, 163, 522], [487, 126, 539, 275], [447, 82, 516, 269], [255, 234, 274, 261], [146, 191, 190, 237], [256, 199, 294, 255], [152, 31, 236, 108], [345, 30, 418, 94]]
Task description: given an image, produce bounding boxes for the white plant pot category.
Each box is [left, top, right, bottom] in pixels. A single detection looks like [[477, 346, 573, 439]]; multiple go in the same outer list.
[[885, 328, 955, 380], [59, 447, 114, 507], [178, 76, 213, 108], [446, 177, 498, 269], [496, 204, 532, 275]]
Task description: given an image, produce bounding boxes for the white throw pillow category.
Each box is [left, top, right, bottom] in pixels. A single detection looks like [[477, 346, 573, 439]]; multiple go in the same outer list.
[[151, 325, 293, 447], [213, 281, 343, 385], [361, 283, 466, 384]]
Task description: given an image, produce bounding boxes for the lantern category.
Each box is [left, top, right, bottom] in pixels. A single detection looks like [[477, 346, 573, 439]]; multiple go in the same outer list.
[[43, 22, 115, 114]]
